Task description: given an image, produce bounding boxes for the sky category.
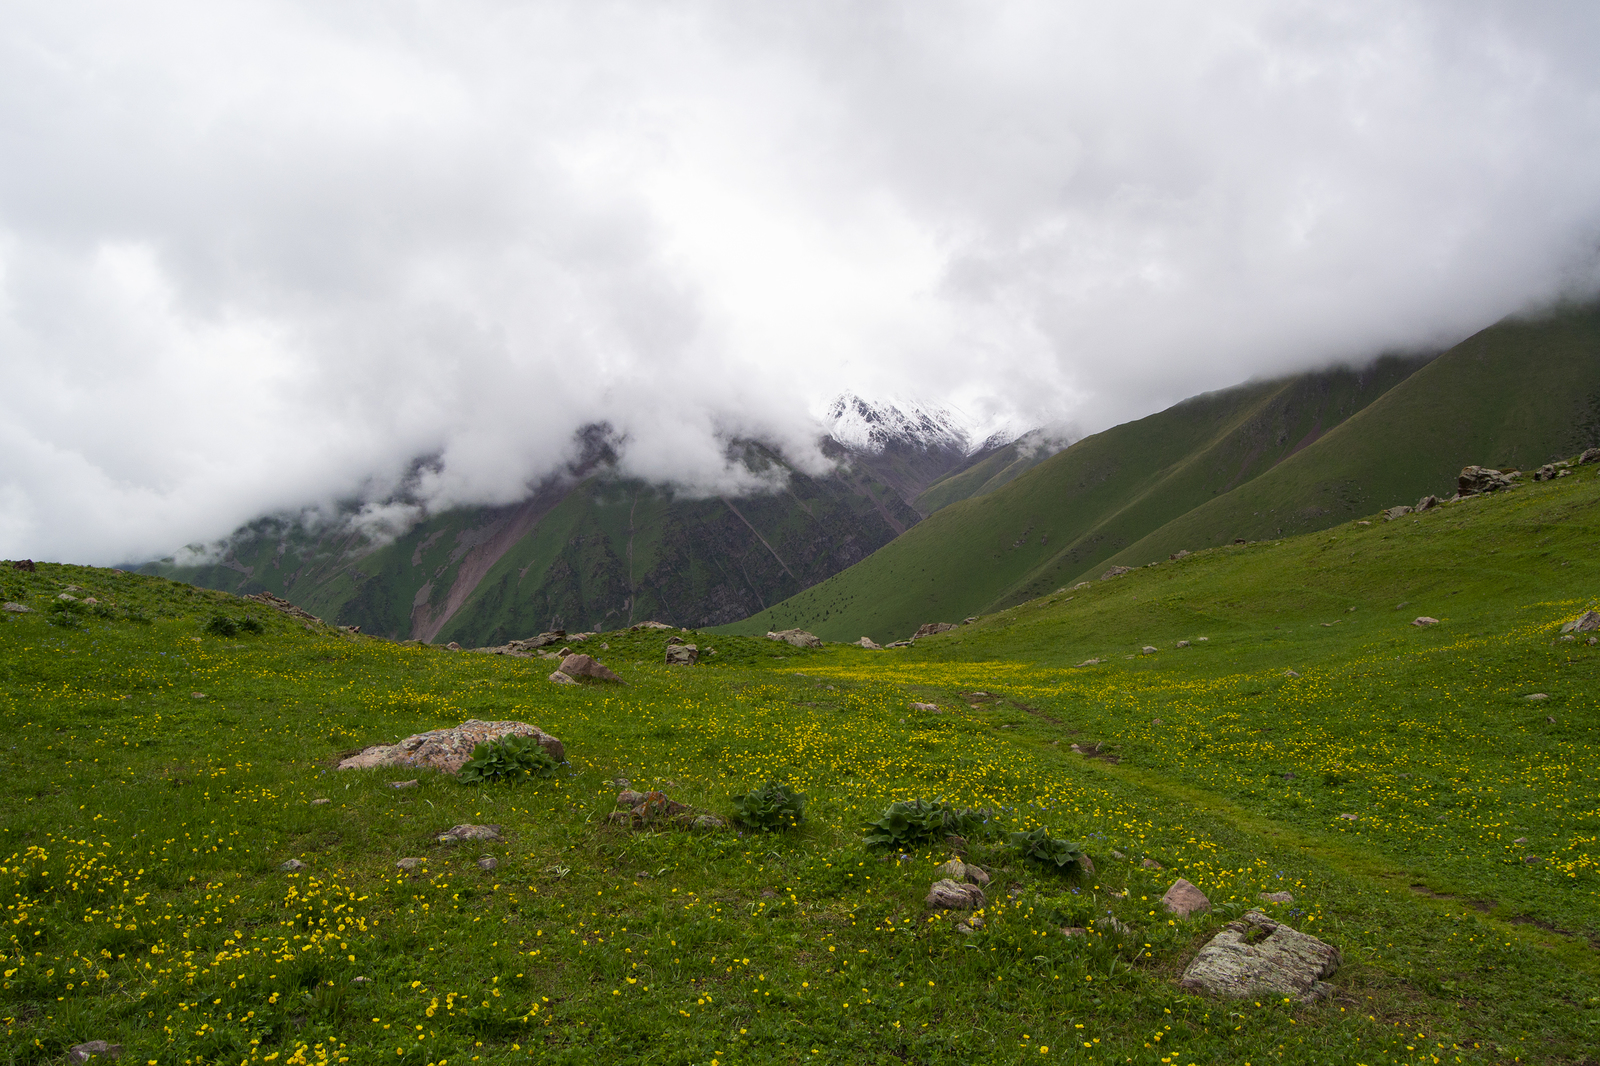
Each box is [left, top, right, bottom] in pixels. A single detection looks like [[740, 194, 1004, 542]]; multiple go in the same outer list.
[[4, 0, 1600, 564]]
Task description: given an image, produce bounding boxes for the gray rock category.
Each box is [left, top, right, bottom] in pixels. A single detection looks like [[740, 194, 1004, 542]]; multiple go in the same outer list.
[[691, 814, 726, 831], [1179, 910, 1340, 1002], [2, 602, 32, 613], [936, 858, 990, 885], [1141, 645, 1158, 654], [558, 653, 623, 682], [664, 643, 698, 666], [1162, 878, 1211, 917], [1175, 640, 1190, 648], [1169, 550, 1190, 560], [69, 1042, 122, 1064], [1525, 693, 1548, 700], [617, 789, 648, 807], [396, 858, 425, 871], [311, 798, 331, 806], [1412, 616, 1439, 627], [1561, 610, 1600, 633], [1382, 505, 1413, 520], [913, 622, 957, 638], [1458, 465, 1518, 496], [437, 824, 503, 844], [854, 636, 882, 649], [910, 702, 940, 713], [548, 670, 577, 685], [962, 617, 979, 624], [1100, 566, 1132, 580], [280, 859, 306, 872], [629, 620, 674, 631], [341, 719, 565, 772], [766, 628, 823, 649], [477, 856, 499, 871], [1141, 857, 1164, 870], [1259, 891, 1294, 904], [446, 642, 461, 651], [1415, 495, 1441, 511], [1284, 669, 1301, 678], [1581, 447, 1600, 465], [925, 879, 986, 910], [388, 779, 419, 789]]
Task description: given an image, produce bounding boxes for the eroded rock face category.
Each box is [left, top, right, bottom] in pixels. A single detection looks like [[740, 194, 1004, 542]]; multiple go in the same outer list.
[[1458, 465, 1518, 496], [338, 719, 565, 773], [766, 629, 822, 649], [558, 653, 623, 682], [1179, 910, 1340, 1002], [925, 879, 986, 910]]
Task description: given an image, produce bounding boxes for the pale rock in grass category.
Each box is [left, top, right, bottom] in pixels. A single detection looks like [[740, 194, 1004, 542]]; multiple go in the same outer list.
[[1100, 566, 1133, 580], [629, 620, 674, 631], [691, 814, 726, 831], [1162, 878, 1211, 918], [1284, 669, 1301, 678], [340, 719, 565, 772], [1457, 465, 1518, 496], [1412, 617, 1440, 627], [1259, 891, 1294, 904], [1141, 858, 1164, 870], [548, 671, 577, 685], [1179, 910, 1340, 1002], [854, 636, 882, 649], [664, 643, 698, 666], [311, 798, 331, 806], [557, 653, 623, 682], [1415, 495, 1441, 511], [1141, 645, 1158, 654], [1060, 926, 1088, 937], [396, 858, 425, 871], [280, 859, 306, 872], [1075, 658, 1103, 667], [1580, 447, 1600, 464], [910, 702, 941, 713], [766, 628, 822, 649], [1382, 505, 1413, 520], [617, 790, 648, 807], [1072, 582, 1092, 590], [1560, 610, 1600, 633], [937, 858, 990, 885], [477, 857, 499, 871], [2, 602, 31, 613], [925, 879, 986, 910], [388, 779, 419, 789], [1175, 640, 1190, 648], [57, 592, 78, 601], [1525, 693, 1548, 700], [437, 824, 503, 844], [1169, 550, 1191, 560], [446, 642, 461, 651], [69, 1042, 122, 1064], [913, 622, 956, 638]]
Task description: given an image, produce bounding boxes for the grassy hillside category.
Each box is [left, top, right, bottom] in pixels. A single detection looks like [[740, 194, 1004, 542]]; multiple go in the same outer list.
[[726, 353, 1432, 644], [912, 436, 1057, 516], [5, 464, 1599, 1064]]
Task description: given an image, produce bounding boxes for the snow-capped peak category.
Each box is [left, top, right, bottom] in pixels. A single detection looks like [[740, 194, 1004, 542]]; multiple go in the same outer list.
[[823, 393, 1006, 456]]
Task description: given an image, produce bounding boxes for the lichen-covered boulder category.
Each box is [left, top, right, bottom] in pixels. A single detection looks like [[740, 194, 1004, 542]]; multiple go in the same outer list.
[[1179, 910, 1340, 1002], [338, 719, 564, 773], [925, 879, 986, 910]]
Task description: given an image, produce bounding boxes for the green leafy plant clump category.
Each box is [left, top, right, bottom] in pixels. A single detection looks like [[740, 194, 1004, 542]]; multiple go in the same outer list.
[[863, 797, 990, 849], [458, 734, 560, 784], [1008, 825, 1088, 873], [730, 780, 806, 831]]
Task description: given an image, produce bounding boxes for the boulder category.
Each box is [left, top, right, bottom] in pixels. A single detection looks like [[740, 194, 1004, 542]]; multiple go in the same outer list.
[[766, 628, 823, 649], [1415, 495, 1441, 511], [962, 616, 979, 624], [1175, 640, 1190, 648], [1561, 610, 1600, 633], [1532, 462, 1570, 482], [477, 857, 499, 871], [664, 643, 698, 666], [1458, 465, 1518, 496], [3, 602, 32, 613], [68, 1043, 121, 1064], [1581, 447, 1600, 465], [1258, 891, 1294, 904], [609, 790, 695, 829], [1412, 616, 1439, 627], [629, 620, 675, 631], [437, 824, 503, 844], [557, 653, 623, 682], [338, 719, 566, 773], [854, 636, 882, 649], [914, 622, 957, 638], [1100, 566, 1132, 580], [548, 671, 577, 685], [925, 879, 986, 910], [617, 789, 648, 807], [395, 858, 425, 871], [1162, 878, 1211, 918], [11, 559, 36, 572], [910, 701, 940, 713], [446, 642, 461, 651], [936, 859, 990, 885], [1141, 645, 1157, 654], [1178, 910, 1340, 1002], [1382, 505, 1413, 521], [515, 630, 566, 648]]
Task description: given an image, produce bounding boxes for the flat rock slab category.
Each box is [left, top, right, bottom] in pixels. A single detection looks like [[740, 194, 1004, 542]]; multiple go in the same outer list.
[[437, 824, 503, 844], [338, 719, 565, 773], [1162, 878, 1211, 917], [1179, 910, 1340, 1002]]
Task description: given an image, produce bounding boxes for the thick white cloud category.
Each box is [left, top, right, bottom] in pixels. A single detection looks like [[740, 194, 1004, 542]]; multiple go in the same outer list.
[[3, 0, 1599, 562]]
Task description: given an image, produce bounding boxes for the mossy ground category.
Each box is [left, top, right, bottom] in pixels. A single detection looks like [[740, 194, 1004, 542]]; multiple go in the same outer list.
[[3, 470, 1598, 1064]]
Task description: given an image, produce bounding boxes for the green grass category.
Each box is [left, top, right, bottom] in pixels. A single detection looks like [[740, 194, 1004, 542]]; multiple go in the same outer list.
[[4, 467, 1600, 1064]]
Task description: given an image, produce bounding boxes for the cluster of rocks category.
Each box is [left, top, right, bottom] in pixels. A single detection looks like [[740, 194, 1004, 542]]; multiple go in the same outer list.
[[336, 719, 565, 773], [924, 858, 991, 929], [474, 630, 573, 657], [1101, 565, 1133, 580], [606, 780, 725, 831], [245, 591, 324, 627]]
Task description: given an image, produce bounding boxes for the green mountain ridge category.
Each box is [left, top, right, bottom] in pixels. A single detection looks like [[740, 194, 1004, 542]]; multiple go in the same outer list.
[[725, 300, 1600, 644]]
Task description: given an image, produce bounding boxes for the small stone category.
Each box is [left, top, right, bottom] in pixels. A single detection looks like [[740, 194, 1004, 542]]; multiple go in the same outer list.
[[617, 789, 647, 806], [691, 814, 726, 831], [1513, 837, 1528, 844], [446, 642, 461, 651], [1141, 645, 1158, 654], [613, 778, 630, 790], [351, 976, 371, 984], [191, 692, 206, 699], [1060, 926, 1088, 937], [437, 824, 504, 844], [1338, 813, 1358, 820], [311, 798, 331, 806], [854, 636, 882, 649], [548, 670, 577, 685], [925, 879, 986, 910], [477, 856, 499, 871], [955, 922, 974, 934], [1284, 669, 1300, 678], [2, 602, 32, 613], [1141, 858, 1163, 870], [1162, 878, 1211, 917], [396, 858, 425, 871], [664, 643, 699, 666], [1525, 693, 1548, 700], [1259, 891, 1294, 904], [1548, 716, 1557, 724], [910, 702, 940, 713], [1412, 616, 1439, 627], [1175, 640, 1190, 648], [1100, 566, 1132, 580], [1111, 850, 1126, 860], [389, 779, 419, 789], [69, 1042, 122, 1064], [280, 859, 306, 872]]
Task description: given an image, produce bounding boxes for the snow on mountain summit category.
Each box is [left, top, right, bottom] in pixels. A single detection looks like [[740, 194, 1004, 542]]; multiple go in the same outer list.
[[823, 393, 1011, 455]]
